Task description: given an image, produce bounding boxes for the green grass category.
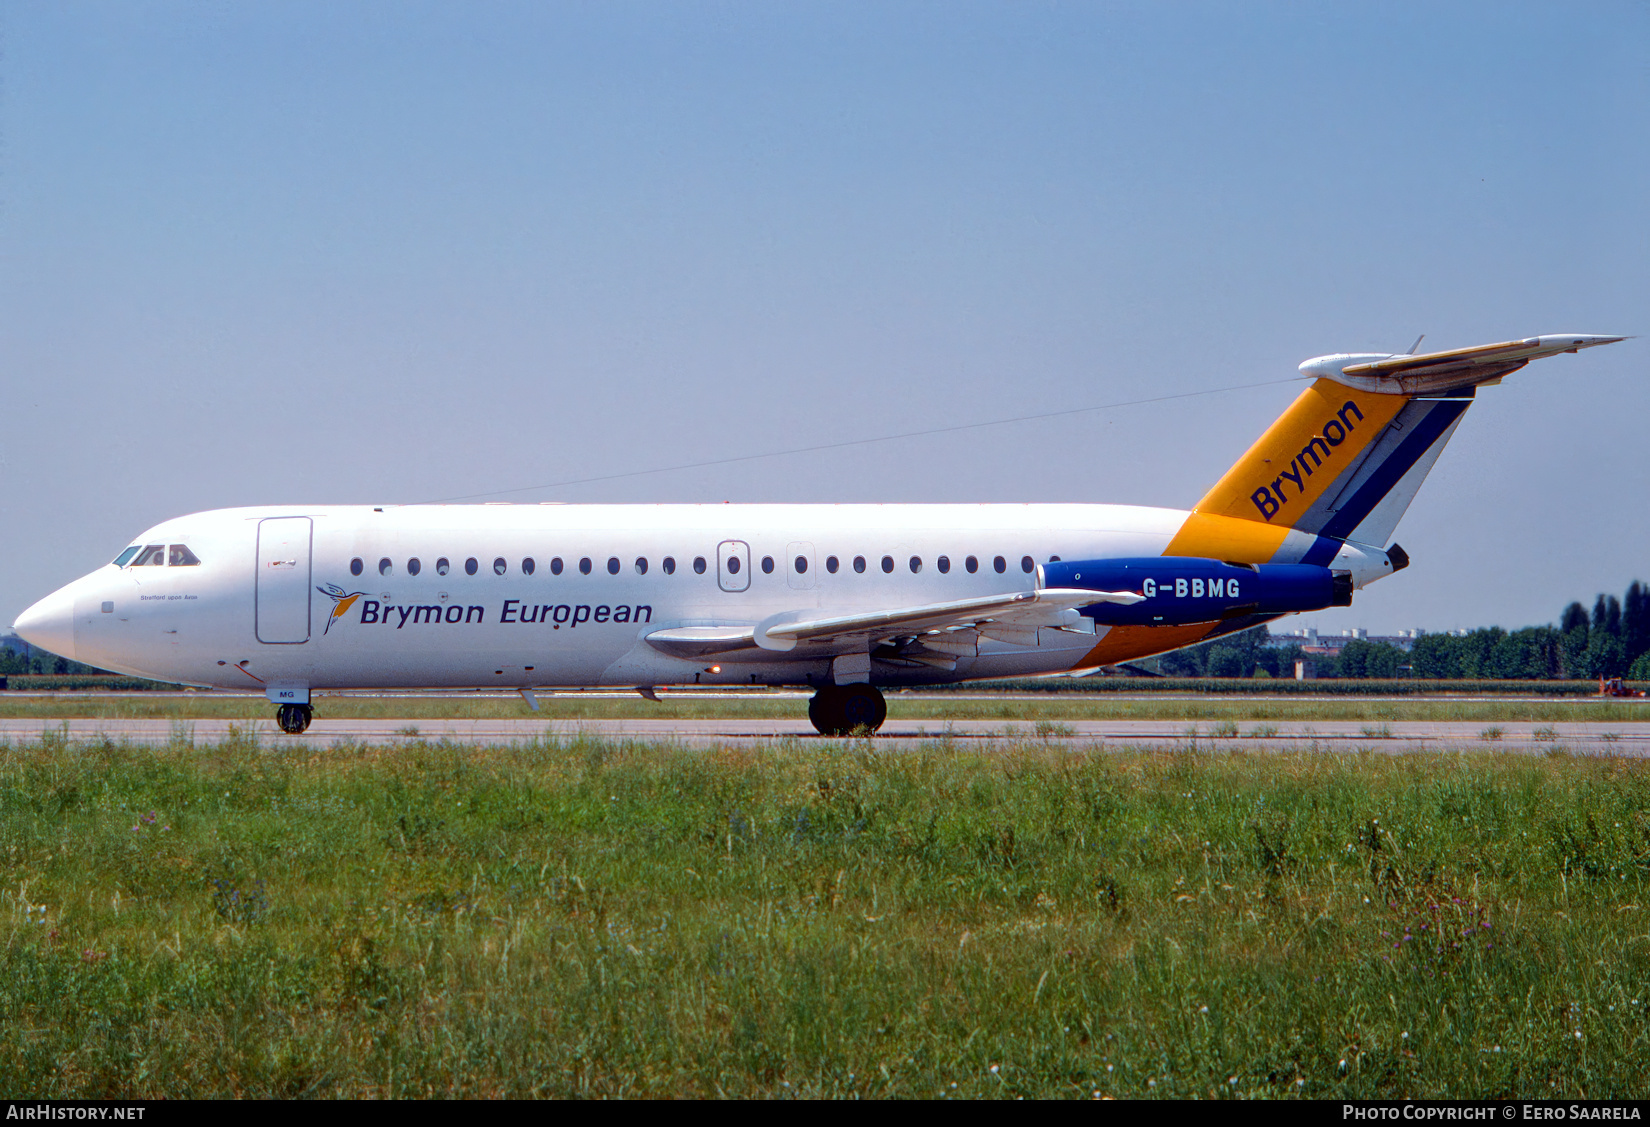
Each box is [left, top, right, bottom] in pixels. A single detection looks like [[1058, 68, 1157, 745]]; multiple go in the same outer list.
[[2, 692, 1648, 725], [3, 733, 1650, 1098]]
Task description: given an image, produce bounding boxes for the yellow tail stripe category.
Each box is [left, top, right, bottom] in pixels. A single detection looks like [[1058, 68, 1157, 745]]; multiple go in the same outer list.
[[1190, 378, 1407, 526], [1162, 511, 1290, 563]]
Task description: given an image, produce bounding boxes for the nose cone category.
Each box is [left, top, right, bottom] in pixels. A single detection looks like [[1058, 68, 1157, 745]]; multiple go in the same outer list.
[[13, 588, 78, 663]]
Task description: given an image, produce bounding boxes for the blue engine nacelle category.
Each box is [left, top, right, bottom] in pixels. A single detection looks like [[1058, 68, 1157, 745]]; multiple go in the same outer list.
[[1040, 557, 1352, 627]]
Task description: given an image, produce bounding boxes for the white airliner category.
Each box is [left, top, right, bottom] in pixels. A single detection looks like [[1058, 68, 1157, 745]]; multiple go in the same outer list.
[[13, 334, 1625, 735]]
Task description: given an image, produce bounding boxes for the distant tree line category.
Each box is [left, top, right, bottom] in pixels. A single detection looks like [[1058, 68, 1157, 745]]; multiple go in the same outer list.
[[0, 645, 109, 678], [1151, 579, 1650, 681], [1157, 626, 1296, 679]]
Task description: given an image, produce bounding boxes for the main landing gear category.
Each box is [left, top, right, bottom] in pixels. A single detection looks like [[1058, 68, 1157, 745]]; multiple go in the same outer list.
[[275, 703, 313, 734], [808, 684, 887, 736]]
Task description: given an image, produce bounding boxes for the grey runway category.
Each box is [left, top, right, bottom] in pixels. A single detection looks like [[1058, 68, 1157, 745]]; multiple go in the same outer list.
[[3, 716, 1648, 754]]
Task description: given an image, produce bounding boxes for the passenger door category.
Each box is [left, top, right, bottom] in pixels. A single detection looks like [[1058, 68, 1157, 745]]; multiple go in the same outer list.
[[256, 517, 312, 643]]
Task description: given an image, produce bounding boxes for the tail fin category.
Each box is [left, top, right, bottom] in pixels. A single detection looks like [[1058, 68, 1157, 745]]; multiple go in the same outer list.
[[1166, 334, 1625, 563], [1191, 377, 1468, 546]]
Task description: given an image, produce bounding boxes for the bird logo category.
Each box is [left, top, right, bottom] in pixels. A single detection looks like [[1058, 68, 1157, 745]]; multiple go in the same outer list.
[[316, 583, 369, 635]]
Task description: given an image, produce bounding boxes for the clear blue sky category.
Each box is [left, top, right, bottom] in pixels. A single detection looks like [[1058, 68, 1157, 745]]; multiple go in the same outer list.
[[2, 1, 1645, 635]]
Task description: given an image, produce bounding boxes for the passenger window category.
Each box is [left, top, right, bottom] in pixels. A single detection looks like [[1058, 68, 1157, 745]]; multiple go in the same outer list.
[[168, 545, 201, 566], [761, 556, 775, 574], [132, 545, 166, 566], [407, 558, 421, 576], [663, 557, 676, 575], [493, 558, 507, 576], [881, 555, 894, 574], [826, 556, 839, 574], [580, 558, 592, 575], [522, 558, 536, 576], [379, 558, 393, 576], [635, 557, 648, 575], [853, 556, 866, 573], [607, 557, 620, 575], [350, 557, 364, 577], [1021, 556, 1034, 574], [1049, 555, 1061, 562], [908, 556, 922, 574], [726, 556, 741, 575], [794, 555, 808, 574], [966, 555, 978, 574], [937, 555, 950, 574], [436, 558, 450, 576], [993, 556, 1006, 574], [551, 557, 564, 575], [465, 558, 479, 576], [693, 556, 707, 574], [112, 547, 142, 568]]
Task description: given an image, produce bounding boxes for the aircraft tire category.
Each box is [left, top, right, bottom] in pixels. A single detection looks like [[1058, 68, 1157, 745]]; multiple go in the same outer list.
[[807, 686, 846, 735], [808, 684, 885, 736], [839, 684, 886, 733], [276, 704, 313, 735]]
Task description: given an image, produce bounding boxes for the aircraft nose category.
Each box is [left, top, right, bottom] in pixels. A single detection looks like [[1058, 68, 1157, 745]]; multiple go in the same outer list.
[[13, 588, 78, 663]]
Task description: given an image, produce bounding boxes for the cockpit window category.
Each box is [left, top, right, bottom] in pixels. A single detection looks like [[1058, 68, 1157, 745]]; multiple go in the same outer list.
[[113, 547, 141, 568], [169, 544, 201, 566], [131, 545, 167, 566]]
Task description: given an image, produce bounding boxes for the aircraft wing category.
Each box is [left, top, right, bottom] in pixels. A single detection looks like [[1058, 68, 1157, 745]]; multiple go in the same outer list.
[[643, 587, 1140, 660], [757, 587, 1139, 649]]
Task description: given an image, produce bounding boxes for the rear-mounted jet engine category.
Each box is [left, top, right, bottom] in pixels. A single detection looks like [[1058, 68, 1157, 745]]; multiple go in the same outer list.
[[1040, 557, 1352, 627]]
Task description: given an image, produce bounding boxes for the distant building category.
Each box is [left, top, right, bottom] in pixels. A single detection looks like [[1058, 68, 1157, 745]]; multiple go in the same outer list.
[[1269, 627, 1424, 653]]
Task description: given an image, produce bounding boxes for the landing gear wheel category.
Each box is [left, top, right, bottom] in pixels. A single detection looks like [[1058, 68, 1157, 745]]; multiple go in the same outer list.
[[276, 703, 313, 734], [839, 684, 886, 733], [807, 684, 886, 736], [808, 685, 846, 735]]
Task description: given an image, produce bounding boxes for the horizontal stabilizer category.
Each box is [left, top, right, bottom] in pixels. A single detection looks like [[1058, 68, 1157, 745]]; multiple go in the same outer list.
[[1301, 334, 1625, 396]]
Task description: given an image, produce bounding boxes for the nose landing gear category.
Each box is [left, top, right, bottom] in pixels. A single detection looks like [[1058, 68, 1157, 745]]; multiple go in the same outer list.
[[275, 703, 313, 734], [807, 684, 887, 736]]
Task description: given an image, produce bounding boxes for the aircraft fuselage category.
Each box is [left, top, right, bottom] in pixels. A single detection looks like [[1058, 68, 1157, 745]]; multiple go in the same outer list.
[[33, 502, 1250, 693]]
